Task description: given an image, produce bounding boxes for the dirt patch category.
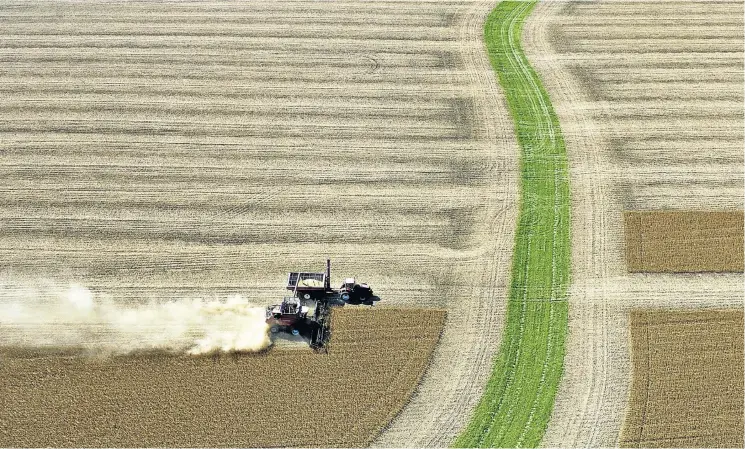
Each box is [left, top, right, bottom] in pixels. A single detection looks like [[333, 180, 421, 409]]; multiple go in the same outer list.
[[621, 309, 744, 448], [0, 307, 445, 447], [624, 211, 744, 272]]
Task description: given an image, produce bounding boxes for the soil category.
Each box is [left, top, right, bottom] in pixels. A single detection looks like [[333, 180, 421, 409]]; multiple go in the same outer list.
[[621, 309, 744, 448], [0, 307, 445, 447]]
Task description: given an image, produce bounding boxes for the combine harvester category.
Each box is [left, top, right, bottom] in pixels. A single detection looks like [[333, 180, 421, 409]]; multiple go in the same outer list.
[[265, 259, 377, 349]]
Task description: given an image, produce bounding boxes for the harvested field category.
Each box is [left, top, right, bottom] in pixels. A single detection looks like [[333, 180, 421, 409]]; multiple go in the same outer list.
[[522, 0, 745, 446], [620, 309, 744, 448], [526, 0, 743, 212], [0, 307, 445, 447], [624, 210, 744, 272], [0, 1, 521, 445]]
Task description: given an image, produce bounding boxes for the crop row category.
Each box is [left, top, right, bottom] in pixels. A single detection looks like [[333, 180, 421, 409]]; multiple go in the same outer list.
[[0, 307, 446, 447]]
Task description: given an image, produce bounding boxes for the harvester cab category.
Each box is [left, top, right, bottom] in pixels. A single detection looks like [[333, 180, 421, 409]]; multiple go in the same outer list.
[[266, 296, 309, 335]]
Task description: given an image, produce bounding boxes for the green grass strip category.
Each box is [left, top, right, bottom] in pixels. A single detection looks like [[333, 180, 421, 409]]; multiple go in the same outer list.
[[453, 1, 570, 447]]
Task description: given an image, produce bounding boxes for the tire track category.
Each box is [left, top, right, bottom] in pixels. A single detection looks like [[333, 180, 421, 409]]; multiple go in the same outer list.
[[372, 0, 519, 445], [524, 2, 615, 446], [455, 1, 570, 447], [1, 1, 517, 445], [523, 1, 744, 446]]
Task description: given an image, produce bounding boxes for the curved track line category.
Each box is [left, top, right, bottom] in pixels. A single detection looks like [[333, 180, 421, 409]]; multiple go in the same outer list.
[[523, 2, 745, 446], [522, 2, 617, 446], [371, 0, 520, 445], [454, 1, 570, 447]]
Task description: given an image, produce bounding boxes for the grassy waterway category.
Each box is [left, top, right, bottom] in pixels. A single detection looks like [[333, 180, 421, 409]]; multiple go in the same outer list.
[[454, 1, 570, 447]]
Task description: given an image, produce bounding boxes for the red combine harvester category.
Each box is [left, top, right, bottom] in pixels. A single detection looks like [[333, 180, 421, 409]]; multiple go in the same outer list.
[[265, 259, 376, 349]]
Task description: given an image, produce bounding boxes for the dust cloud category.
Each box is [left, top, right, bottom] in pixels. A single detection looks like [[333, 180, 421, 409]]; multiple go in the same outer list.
[[0, 280, 271, 356]]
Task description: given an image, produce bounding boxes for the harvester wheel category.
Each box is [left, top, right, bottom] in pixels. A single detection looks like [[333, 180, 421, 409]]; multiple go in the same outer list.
[[270, 325, 279, 333]]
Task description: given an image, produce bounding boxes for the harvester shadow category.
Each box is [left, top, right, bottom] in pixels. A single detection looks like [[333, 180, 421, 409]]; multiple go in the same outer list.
[[344, 295, 382, 306]]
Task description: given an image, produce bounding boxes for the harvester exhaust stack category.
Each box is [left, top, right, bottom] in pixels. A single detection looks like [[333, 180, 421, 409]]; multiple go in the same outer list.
[[325, 258, 331, 291]]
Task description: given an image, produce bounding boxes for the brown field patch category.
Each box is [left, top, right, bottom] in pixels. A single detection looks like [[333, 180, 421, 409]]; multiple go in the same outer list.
[[0, 307, 445, 447], [624, 211, 744, 272], [621, 309, 744, 448]]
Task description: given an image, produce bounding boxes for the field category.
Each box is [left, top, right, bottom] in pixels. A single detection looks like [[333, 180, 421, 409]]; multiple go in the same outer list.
[[0, 307, 445, 447], [454, 2, 570, 447], [0, 1, 520, 446], [624, 211, 744, 272], [621, 309, 744, 448], [2, 0, 744, 447], [522, 0, 744, 446]]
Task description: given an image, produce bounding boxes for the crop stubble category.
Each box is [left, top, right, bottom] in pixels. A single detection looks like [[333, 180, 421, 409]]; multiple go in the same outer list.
[[0, 1, 519, 446], [0, 307, 445, 447], [543, 0, 743, 212], [621, 309, 744, 448], [624, 211, 744, 272], [0, 0, 518, 302], [522, 0, 744, 446]]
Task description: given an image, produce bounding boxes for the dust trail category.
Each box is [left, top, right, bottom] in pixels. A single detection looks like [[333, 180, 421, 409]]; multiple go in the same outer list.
[[0, 280, 271, 355]]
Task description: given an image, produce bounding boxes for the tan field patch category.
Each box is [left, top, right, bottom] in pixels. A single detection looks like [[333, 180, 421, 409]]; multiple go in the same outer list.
[[0, 307, 445, 447], [621, 309, 744, 448], [624, 211, 744, 272]]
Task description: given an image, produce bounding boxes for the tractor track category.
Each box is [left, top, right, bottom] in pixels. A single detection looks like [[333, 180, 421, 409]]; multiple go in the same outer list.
[[522, 1, 744, 446], [372, 0, 519, 445], [524, 2, 617, 445], [454, 2, 570, 446]]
